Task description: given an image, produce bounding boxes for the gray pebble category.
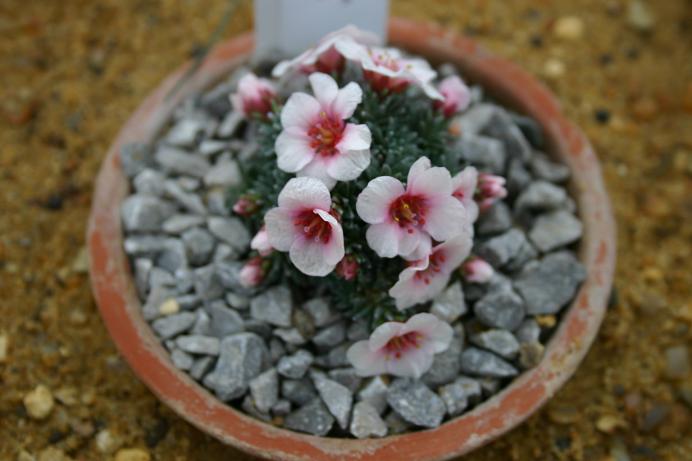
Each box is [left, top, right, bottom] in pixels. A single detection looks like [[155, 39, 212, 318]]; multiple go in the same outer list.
[[303, 298, 337, 327], [311, 371, 353, 430], [133, 169, 166, 196], [476, 201, 512, 236], [281, 378, 317, 405], [430, 282, 467, 323], [206, 188, 231, 217], [510, 113, 544, 149], [515, 181, 567, 212], [514, 251, 586, 315], [204, 157, 242, 188], [226, 292, 250, 310], [207, 217, 251, 253], [203, 333, 268, 401], [350, 401, 388, 439], [386, 379, 446, 428], [312, 322, 346, 349], [470, 329, 520, 359], [422, 336, 463, 388], [518, 341, 545, 369], [438, 380, 471, 417], [347, 319, 369, 341], [215, 261, 249, 293], [165, 117, 210, 148], [148, 267, 175, 290], [156, 239, 188, 273], [476, 228, 537, 271], [175, 334, 220, 355], [121, 195, 175, 232], [249, 368, 279, 413], [217, 111, 244, 138], [155, 146, 211, 178], [269, 338, 286, 363], [164, 180, 207, 215], [454, 103, 496, 136], [189, 356, 214, 380], [530, 152, 570, 182], [328, 368, 362, 393], [198, 139, 230, 156], [162, 214, 205, 234], [457, 135, 506, 174], [152, 312, 196, 339], [134, 258, 153, 298], [284, 398, 334, 436], [250, 285, 293, 327], [170, 348, 194, 370], [277, 349, 314, 379], [474, 288, 525, 330], [515, 319, 541, 344], [529, 210, 583, 252], [241, 395, 271, 422], [207, 301, 244, 337], [358, 376, 389, 415], [481, 109, 532, 162], [124, 235, 168, 256], [191, 309, 211, 335], [384, 411, 412, 434], [193, 264, 224, 300], [506, 158, 532, 196], [244, 319, 273, 340], [272, 399, 292, 416], [120, 143, 153, 178], [182, 228, 215, 266], [274, 327, 307, 345], [460, 347, 518, 378]]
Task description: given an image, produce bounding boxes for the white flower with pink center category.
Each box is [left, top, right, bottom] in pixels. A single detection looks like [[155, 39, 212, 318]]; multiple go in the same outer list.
[[250, 226, 273, 256], [230, 73, 276, 118], [275, 73, 372, 189], [356, 157, 469, 260], [272, 25, 382, 78], [336, 42, 442, 100], [346, 313, 453, 378], [264, 177, 345, 276], [389, 234, 472, 310], [435, 75, 471, 117], [451, 166, 480, 223], [462, 256, 494, 283]]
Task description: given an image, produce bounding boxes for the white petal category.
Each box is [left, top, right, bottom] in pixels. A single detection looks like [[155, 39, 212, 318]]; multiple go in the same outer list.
[[406, 156, 431, 185], [399, 229, 431, 261], [312, 209, 345, 265], [408, 165, 453, 198], [334, 38, 370, 61], [385, 347, 434, 378], [388, 264, 426, 310], [277, 177, 332, 211], [289, 237, 336, 276], [338, 123, 371, 151], [332, 82, 363, 119], [435, 234, 473, 273], [356, 176, 404, 224], [347, 341, 387, 377], [281, 92, 321, 130], [452, 166, 478, 197], [309, 72, 339, 106], [368, 322, 404, 351], [365, 223, 402, 258], [275, 129, 315, 173], [264, 208, 296, 251], [424, 196, 469, 242], [297, 157, 338, 190]]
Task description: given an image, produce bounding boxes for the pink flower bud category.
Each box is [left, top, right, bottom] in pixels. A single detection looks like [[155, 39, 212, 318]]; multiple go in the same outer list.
[[462, 256, 494, 284], [233, 195, 259, 217], [251, 226, 273, 256], [239, 257, 265, 288], [434, 75, 471, 117], [230, 73, 276, 118], [476, 173, 508, 211], [335, 255, 359, 281]]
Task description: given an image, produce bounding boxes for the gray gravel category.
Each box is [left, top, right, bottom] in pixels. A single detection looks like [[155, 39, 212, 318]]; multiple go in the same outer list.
[[386, 379, 446, 428]]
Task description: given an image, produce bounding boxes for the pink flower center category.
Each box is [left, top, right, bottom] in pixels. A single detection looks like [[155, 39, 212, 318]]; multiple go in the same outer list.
[[389, 194, 427, 232], [384, 332, 422, 359], [414, 250, 447, 285], [294, 209, 333, 244], [308, 112, 345, 157], [370, 51, 400, 71]]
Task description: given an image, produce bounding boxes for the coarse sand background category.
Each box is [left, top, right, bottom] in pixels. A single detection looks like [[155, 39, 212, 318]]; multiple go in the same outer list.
[[0, 0, 690, 459]]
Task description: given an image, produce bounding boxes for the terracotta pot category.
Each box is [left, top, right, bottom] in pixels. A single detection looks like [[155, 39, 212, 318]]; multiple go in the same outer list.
[[88, 17, 616, 461]]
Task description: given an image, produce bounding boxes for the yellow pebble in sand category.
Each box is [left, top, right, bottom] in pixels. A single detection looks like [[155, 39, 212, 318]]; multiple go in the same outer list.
[[23, 385, 54, 420]]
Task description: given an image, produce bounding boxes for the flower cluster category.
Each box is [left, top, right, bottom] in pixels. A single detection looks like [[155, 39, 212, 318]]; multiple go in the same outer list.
[[229, 26, 507, 378]]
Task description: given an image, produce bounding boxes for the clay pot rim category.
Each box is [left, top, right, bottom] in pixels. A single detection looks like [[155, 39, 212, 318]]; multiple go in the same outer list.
[[87, 18, 616, 461]]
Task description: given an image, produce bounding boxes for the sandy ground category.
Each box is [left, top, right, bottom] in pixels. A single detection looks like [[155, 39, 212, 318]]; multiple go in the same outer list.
[[0, 0, 690, 460]]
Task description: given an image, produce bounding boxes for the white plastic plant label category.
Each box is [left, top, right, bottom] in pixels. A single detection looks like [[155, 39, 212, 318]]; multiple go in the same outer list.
[[254, 0, 389, 61]]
